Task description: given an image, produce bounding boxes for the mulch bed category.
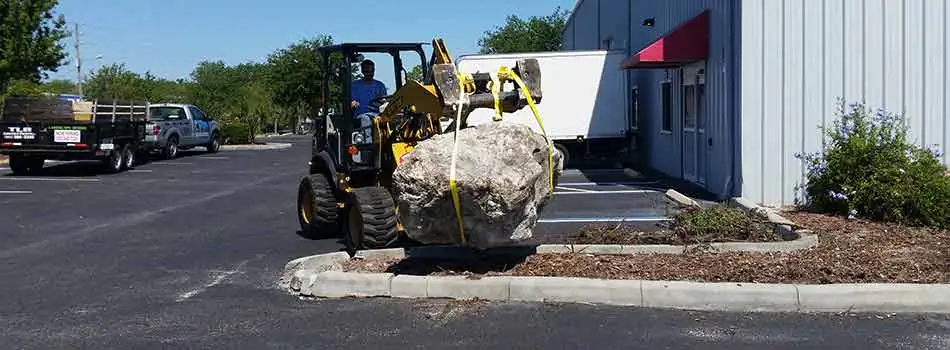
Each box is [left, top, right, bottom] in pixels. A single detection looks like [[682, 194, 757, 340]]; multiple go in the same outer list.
[[342, 210, 950, 284], [568, 205, 778, 245]]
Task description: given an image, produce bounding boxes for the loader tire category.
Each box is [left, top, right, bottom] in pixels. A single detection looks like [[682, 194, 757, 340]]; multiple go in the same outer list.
[[344, 186, 399, 252], [297, 173, 339, 239]]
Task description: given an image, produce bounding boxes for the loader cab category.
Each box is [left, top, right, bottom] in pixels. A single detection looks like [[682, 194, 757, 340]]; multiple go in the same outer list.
[[314, 42, 429, 176]]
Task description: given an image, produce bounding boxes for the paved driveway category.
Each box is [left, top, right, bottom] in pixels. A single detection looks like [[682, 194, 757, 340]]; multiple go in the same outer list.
[[0, 136, 943, 349]]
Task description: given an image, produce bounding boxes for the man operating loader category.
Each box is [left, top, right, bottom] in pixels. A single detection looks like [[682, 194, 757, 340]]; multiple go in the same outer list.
[[350, 59, 387, 117]]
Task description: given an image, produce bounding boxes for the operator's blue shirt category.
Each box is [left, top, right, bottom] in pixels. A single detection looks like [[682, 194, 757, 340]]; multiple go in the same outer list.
[[351, 79, 387, 116]]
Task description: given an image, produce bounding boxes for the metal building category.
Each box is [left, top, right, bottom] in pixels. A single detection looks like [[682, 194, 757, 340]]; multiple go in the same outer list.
[[562, 0, 950, 207]]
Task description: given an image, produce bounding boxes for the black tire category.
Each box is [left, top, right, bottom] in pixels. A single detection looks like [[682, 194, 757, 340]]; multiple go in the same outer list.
[[344, 186, 399, 252], [121, 144, 136, 170], [554, 143, 571, 170], [103, 146, 124, 173], [163, 136, 179, 160], [206, 132, 221, 153], [297, 173, 340, 239], [8, 155, 43, 176]]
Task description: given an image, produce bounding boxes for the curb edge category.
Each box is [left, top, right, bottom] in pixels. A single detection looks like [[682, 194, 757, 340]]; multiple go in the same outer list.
[[287, 262, 950, 314]]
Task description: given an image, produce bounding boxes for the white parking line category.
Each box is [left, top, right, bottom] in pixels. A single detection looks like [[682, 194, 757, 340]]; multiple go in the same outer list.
[[0, 177, 99, 182], [554, 189, 656, 195], [555, 186, 596, 193], [129, 169, 153, 173], [0, 190, 32, 194], [150, 162, 194, 165], [561, 168, 626, 174], [539, 216, 670, 223], [557, 181, 662, 186], [198, 156, 229, 160]]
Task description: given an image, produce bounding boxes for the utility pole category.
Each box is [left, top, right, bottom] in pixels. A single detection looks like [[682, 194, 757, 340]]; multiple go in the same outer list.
[[74, 22, 83, 97]]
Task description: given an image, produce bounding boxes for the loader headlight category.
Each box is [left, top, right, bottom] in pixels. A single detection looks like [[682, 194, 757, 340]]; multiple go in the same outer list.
[[352, 132, 365, 144], [351, 128, 373, 145]]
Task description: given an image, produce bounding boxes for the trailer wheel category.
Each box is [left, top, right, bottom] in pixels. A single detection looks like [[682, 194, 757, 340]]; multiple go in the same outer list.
[[8, 155, 43, 176], [121, 144, 136, 170], [343, 186, 399, 253], [103, 147, 124, 173]]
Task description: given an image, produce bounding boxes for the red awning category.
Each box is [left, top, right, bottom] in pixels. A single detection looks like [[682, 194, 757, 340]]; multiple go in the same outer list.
[[621, 10, 710, 69]]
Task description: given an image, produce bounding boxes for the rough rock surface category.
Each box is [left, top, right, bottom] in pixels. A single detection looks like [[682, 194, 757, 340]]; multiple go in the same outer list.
[[392, 121, 562, 249]]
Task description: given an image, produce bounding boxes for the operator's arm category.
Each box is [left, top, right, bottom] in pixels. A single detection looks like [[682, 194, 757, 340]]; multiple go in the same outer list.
[[350, 81, 360, 108]]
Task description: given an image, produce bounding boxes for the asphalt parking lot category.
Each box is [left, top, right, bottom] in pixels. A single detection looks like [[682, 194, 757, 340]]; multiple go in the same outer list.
[[0, 135, 945, 349]]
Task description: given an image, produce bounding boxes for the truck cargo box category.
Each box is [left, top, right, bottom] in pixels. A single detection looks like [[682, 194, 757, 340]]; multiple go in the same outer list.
[[455, 50, 632, 167], [1, 96, 148, 124]]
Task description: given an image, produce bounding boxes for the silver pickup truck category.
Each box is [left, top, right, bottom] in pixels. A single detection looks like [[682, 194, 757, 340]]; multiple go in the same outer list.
[[143, 103, 221, 159]]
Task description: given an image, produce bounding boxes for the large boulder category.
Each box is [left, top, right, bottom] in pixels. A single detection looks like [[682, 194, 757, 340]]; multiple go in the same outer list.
[[392, 121, 563, 249]]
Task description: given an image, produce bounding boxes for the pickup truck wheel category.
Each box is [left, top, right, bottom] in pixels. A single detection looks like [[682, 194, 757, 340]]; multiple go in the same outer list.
[[163, 136, 179, 159], [343, 186, 399, 252], [297, 173, 340, 239], [206, 133, 221, 153]]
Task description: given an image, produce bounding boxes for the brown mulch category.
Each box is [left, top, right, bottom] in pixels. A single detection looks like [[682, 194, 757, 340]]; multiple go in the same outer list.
[[343, 210, 950, 284]]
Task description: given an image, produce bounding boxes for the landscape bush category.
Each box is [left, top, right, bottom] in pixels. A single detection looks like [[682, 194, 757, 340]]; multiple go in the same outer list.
[[220, 122, 254, 145], [795, 100, 950, 228]]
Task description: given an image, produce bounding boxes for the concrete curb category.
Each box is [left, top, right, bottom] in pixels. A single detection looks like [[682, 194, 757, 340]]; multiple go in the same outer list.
[[220, 142, 292, 151], [664, 189, 701, 208], [730, 197, 812, 240], [284, 257, 950, 313]]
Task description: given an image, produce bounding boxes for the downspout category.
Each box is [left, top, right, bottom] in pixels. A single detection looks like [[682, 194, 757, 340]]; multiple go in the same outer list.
[[725, 0, 740, 200]]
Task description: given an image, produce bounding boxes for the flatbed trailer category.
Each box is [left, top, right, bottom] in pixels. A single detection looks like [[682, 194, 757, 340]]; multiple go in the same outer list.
[[0, 96, 149, 175]]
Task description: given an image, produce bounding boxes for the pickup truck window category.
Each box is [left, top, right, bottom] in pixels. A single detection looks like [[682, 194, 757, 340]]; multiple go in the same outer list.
[[149, 106, 187, 121], [188, 106, 207, 121]]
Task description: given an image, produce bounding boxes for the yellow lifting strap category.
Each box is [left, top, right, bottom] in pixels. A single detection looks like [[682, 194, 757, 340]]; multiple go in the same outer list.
[[449, 72, 469, 245], [489, 73, 502, 121], [498, 66, 554, 191], [447, 67, 553, 246]]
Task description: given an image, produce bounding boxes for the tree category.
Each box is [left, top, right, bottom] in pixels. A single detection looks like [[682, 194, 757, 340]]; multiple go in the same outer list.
[[265, 34, 337, 119], [0, 0, 70, 94], [477, 7, 570, 54], [406, 65, 423, 82], [43, 79, 78, 94], [83, 63, 150, 100]]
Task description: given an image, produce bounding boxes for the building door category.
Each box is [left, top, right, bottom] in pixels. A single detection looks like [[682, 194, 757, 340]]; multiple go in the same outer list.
[[681, 62, 707, 185]]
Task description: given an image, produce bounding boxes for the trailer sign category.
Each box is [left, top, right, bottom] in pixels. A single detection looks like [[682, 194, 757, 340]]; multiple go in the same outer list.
[[2, 126, 35, 140]]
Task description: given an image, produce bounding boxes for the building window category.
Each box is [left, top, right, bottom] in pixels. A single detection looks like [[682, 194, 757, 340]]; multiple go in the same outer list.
[[661, 81, 672, 132], [630, 87, 639, 130]]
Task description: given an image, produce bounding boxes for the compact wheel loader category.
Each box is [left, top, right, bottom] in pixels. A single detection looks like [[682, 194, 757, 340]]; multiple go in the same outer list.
[[296, 38, 542, 254]]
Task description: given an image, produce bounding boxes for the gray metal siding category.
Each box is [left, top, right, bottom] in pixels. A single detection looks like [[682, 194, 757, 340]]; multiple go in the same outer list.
[[739, 0, 950, 207], [562, 20, 575, 50], [628, 0, 739, 198], [571, 0, 600, 50]]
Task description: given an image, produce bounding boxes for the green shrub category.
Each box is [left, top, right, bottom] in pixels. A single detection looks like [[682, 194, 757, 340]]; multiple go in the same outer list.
[[220, 122, 253, 145], [795, 100, 950, 228], [669, 205, 774, 242]]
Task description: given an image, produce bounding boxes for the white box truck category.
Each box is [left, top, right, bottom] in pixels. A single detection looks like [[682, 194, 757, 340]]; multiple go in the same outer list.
[[455, 50, 633, 168]]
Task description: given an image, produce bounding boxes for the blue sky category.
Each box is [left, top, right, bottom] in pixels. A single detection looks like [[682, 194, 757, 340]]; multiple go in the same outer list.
[[48, 0, 575, 91]]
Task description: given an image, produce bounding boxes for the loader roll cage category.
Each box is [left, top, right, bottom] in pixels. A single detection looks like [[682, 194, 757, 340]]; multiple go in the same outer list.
[[315, 42, 431, 172]]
